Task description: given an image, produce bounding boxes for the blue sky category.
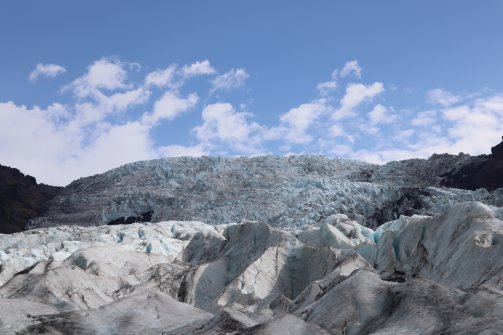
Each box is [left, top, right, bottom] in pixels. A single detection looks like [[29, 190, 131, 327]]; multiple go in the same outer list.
[[1, 1, 503, 185]]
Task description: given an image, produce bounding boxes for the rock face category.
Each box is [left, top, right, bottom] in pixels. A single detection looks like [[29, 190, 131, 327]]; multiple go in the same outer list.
[[441, 141, 503, 191], [0, 164, 61, 233], [27, 154, 503, 230], [2, 202, 503, 334]]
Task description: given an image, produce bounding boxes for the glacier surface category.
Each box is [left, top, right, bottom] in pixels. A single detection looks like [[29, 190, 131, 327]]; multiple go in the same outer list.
[[28, 155, 503, 230], [2, 201, 503, 334]]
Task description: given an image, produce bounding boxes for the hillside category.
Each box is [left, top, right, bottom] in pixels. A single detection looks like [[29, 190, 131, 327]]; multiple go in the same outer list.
[[0, 165, 61, 233]]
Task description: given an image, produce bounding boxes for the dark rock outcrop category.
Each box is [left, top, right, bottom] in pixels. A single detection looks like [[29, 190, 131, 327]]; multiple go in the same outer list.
[[107, 211, 153, 225], [0, 164, 61, 233], [441, 140, 503, 191]]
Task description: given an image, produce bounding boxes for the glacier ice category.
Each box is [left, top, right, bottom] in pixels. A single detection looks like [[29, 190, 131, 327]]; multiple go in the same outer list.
[[3, 201, 503, 333], [27, 156, 503, 230]]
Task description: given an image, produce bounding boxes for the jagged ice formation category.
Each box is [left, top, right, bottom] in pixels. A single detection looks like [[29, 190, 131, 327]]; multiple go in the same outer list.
[[27, 155, 503, 230], [2, 202, 503, 333]]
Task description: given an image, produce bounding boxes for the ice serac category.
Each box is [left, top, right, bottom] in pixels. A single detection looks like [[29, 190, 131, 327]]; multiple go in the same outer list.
[[3, 201, 503, 334], [371, 201, 503, 290], [27, 155, 503, 230], [178, 221, 358, 313]]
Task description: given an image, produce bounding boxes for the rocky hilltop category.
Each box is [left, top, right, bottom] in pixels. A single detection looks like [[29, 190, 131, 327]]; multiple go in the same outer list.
[[441, 139, 503, 191], [27, 151, 503, 230], [0, 165, 61, 234]]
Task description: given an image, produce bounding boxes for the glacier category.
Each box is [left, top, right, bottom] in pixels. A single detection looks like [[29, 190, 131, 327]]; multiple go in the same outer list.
[[27, 155, 503, 230], [2, 201, 503, 334], [2, 151, 503, 334]]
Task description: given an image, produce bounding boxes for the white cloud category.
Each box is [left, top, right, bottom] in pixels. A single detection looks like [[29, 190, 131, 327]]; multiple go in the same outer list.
[[45, 102, 70, 121], [194, 103, 252, 142], [141, 91, 198, 126], [103, 88, 151, 112], [411, 110, 437, 126], [210, 68, 249, 93], [145, 60, 216, 89], [359, 124, 379, 135], [66, 87, 150, 132], [330, 144, 353, 156], [193, 103, 263, 153], [393, 129, 415, 142], [65, 58, 131, 99], [74, 121, 154, 175], [82, 58, 129, 91], [340, 60, 362, 78], [144, 65, 177, 88], [368, 104, 396, 125], [439, 96, 503, 154], [273, 102, 328, 144], [182, 60, 216, 77], [0, 58, 208, 185], [316, 65, 341, 95], [0, 102, 155, 185], [60, 58, 150, 133], [0, 102, 71, 164], [427, 88, 461, 107], [317, 81, 337, 96], [329, 124, 346, 137], [475, 95, 503, 114], [158, 144, 205, 157], [442, 105, 471, 121], [0, 100, 157, 186], [29, 63, 66, 82], [351, 148, 418, 164], [332, 82, 384, 120], [354, 93, 503, 164]]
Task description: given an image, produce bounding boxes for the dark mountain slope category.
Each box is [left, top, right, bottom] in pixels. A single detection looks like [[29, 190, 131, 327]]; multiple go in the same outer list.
[[441, 139, 503, 191], [0, 164, 61, 233]]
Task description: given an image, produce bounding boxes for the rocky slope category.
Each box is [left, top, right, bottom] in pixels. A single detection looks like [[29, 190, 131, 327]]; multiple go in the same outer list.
[[2, 202, 503, 334], [27, 153, 503, 231], [441, 139, 503, 191], [0, 165, 61, 234]]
